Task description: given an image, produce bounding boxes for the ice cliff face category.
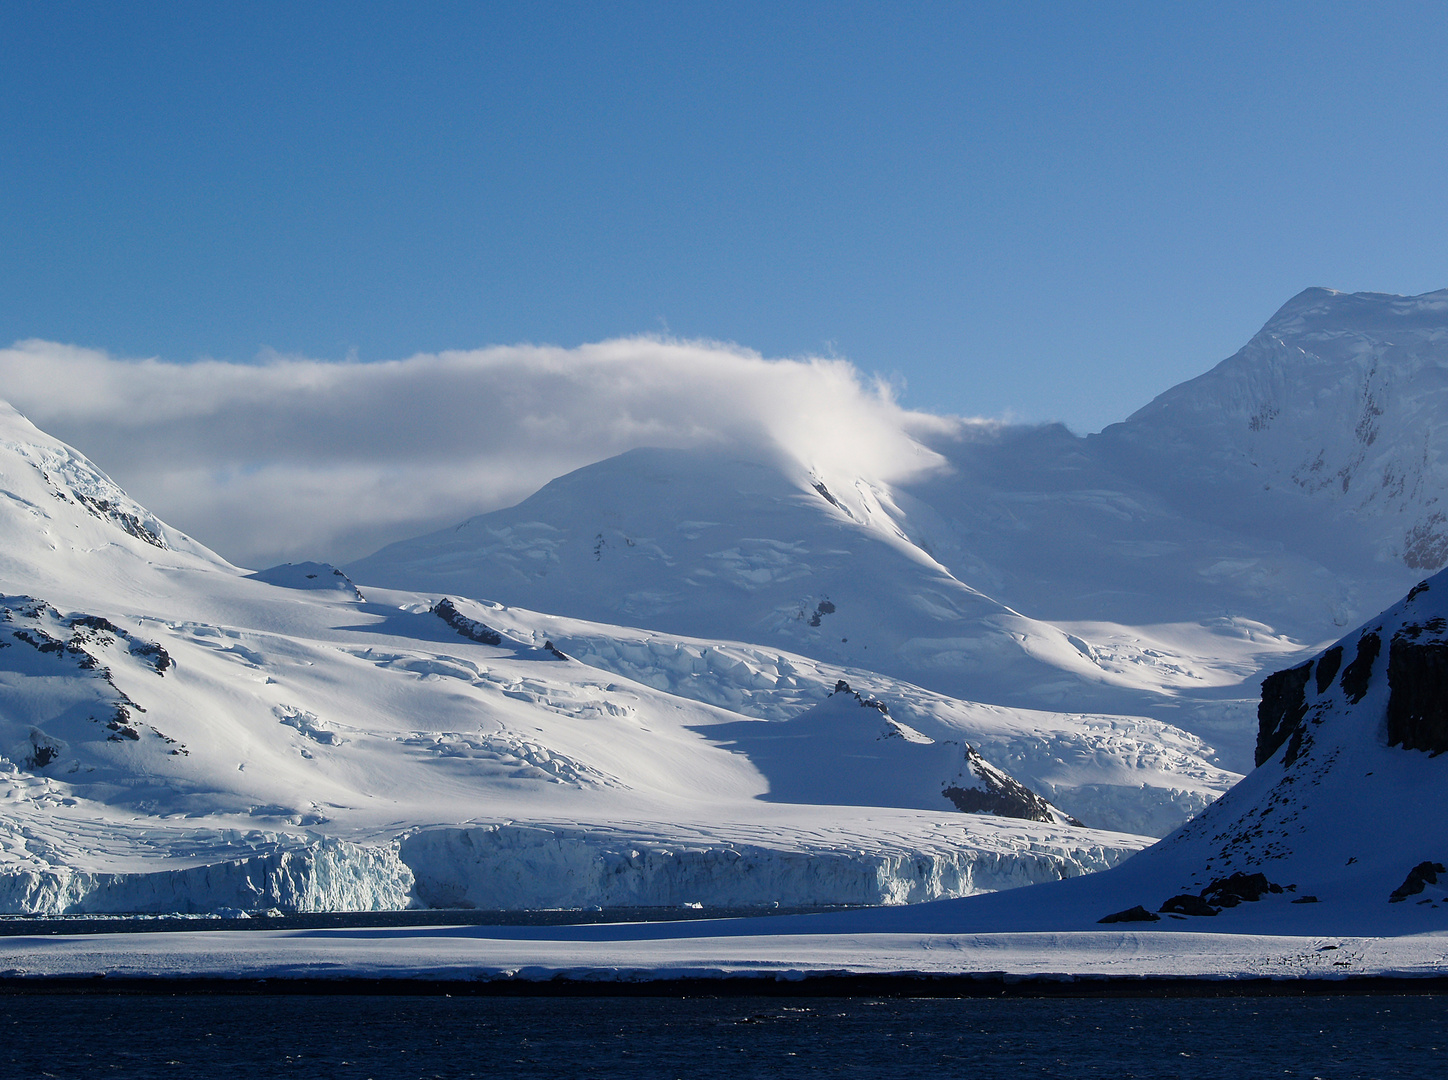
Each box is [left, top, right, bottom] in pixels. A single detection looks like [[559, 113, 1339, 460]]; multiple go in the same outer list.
[[0, 839, 414, 915], [398, 819, 1128, 910]]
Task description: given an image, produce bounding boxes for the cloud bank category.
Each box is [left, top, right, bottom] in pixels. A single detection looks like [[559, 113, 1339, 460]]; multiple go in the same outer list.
[[0, 338, 970, 567]]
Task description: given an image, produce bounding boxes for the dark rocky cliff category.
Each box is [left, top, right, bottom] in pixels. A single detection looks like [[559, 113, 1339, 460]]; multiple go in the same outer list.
[[1256, 578, 1448, 770]]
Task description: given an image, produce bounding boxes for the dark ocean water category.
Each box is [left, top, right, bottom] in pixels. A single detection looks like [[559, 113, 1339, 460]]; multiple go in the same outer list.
[[1, 993, 1444, 1079], [0, 906, 853, 936]]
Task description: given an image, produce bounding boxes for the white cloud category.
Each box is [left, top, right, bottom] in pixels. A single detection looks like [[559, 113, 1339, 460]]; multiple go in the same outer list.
[[0, 336, 971, 567]]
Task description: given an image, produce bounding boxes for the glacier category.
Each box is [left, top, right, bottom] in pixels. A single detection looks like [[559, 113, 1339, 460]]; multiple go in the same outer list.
[[0, 838, 413, 915]]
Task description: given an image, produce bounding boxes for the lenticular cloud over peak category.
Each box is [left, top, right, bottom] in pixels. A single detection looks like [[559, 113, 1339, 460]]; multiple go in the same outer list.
[[0, 336, 964, 566]]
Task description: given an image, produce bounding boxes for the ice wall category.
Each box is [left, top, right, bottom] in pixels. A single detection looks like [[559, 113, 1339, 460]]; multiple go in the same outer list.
[[0, 840, 414, 915], [398, 823, 1133, 910]]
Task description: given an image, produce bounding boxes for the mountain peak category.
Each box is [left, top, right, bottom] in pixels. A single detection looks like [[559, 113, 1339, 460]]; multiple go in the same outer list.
[[1095, 285, 1448, 577], [1259, 285, 1448, 340]]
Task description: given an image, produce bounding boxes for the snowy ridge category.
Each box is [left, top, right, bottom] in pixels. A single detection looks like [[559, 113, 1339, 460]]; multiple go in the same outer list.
[[246, 562, 364, 600], [0, 400, 213, 563], [346, 445, 1308, 728]]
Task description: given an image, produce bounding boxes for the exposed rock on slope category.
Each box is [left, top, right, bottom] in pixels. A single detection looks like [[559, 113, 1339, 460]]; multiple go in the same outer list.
[[1385, 618, 1448, 754], [1, 594, 185, 770], [431, 596, 503, 645], [944, 745, 1081, 826], [1253, 577, 1448, 768]]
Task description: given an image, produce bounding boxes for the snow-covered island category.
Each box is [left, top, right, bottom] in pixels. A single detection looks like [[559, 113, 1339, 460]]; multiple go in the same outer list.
[[4, 287, 1448, 986]]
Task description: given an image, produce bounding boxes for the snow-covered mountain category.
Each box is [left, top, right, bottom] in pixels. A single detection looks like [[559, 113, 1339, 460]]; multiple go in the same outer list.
[[887, 566, 1448, 936], [351, 288, 1448, 771], [0, 400, 1149, 913], [901, 289, 1448, 641], [8, 284, 1448, 919], [348, 446, 1292, 720], [1098, 288, 1448, 574]]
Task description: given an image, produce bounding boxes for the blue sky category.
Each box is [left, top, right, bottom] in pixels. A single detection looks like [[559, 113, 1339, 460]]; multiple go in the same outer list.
[[3, 1, 1447, 435]]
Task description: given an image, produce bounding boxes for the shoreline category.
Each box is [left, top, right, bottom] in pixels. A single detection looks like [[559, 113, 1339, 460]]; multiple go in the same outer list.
[[2, 922, 1444, 989], [4, 971, 1448, 997]]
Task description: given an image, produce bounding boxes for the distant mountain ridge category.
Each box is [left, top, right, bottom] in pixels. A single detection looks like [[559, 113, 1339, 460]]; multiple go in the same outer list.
[[888, 288, 1448, 640]]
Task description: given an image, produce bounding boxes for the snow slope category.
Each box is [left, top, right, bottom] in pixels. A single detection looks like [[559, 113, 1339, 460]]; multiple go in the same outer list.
[[477, 605, 1240, 837], [0, 401, 1148, 912], [893, 421, 1365, 636], [4, 922, 1446, 985], [347, 446, 1306, 733]]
